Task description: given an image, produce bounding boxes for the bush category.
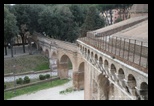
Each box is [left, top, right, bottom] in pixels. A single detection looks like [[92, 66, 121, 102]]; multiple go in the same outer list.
[[23, 76, 30, 84], [39, 75, 45, 80], [45, 74, 50, 79], [4, 83, 6, 90], [16, 78, 23, 84]]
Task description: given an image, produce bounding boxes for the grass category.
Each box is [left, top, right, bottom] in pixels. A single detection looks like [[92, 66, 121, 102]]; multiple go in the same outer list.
[[4, 79, 70, 100], [4, 54, 50, 74], [33, 62, 49, 71]]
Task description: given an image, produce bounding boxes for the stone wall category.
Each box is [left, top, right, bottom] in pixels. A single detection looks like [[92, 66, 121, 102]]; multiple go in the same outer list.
[[87, 16, 148, 38]]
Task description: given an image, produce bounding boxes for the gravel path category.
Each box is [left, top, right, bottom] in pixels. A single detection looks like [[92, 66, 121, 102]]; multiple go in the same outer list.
[[8, 80, 84, 100]]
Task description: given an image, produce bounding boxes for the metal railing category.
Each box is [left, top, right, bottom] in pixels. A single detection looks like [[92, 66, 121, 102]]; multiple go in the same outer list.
[[78, 36, 148, 73]]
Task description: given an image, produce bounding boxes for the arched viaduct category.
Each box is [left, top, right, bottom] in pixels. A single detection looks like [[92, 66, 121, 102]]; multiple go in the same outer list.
[[31, 15, 148, 100]]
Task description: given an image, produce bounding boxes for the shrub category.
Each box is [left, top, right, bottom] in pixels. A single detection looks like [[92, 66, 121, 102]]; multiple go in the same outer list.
[[4, 83, 6, 89], [45, 74, 50, 79], [23, 76, 30, 84], [39, 74, 45, 80], [16, 78, 23, 84]]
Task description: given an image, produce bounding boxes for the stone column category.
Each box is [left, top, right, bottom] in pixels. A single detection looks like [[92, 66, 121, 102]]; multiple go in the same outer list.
[[73, 71, 84, 90], [58, 62, 68, 79]]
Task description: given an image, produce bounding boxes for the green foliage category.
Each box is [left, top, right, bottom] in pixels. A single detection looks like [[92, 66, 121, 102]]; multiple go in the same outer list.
[[7, 4, 108, 42], [4, 79, 70, 100], [33, 62, 49, 71], [16, 78, 23, 84], [45, 74, 50, 79], [4, 7, 19, 43], [4, 55, 49, 74], [4, 83, 6, 90], [59, 87, 74, 94], [23, 76, 30, 84], [80, 6, 105, 37], [39, 75, 45, 80]]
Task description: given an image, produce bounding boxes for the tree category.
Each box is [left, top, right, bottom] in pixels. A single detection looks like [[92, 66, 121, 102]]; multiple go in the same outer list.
[[80, 6, 105, 37], [13, 4, 30, 53], [38, 5, 79, 42], [96, 4, 133, 26], [4, 7, 19, 57], [69, 4, 87, 27]]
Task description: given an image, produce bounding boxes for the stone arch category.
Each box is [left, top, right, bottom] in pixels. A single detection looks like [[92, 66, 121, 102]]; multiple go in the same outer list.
[[75, 62, 85, 90], [85, 48, 87, 53], [126, 74, 137, 96], [49, 51, 58, 70], [88, 49, 90, 58], [117, 68, 125, 88], [90, 51, 94, 63], [140, 82, 148, 100], [78, 62, 84, 72], [104, 60, 108, 70], [104, 60, 109, 76], [98, 57, 103, 72], [51, 51, 57, 59], [82, 46, 84, 52], [59, 54, 73, 79], [45, 49, 49, 58], [79, 45, 82, 51], [110, 64, 116, 74], [110, 64, 116, 81], [94, 54, 98, 66], [38, 46, 43, 54], [97, 73, 110, 100]]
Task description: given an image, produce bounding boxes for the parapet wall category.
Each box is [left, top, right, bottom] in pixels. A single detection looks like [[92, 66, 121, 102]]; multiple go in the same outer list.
[[87, 16, 148, 38]]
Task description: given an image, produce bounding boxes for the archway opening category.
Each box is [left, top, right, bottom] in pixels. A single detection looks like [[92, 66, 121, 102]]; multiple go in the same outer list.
[[38, 46, 43, 54], [59, 54, 73, 79], [45, 49, 49, 58], [97, 73, 110, 100], [50, 52, 58, 72], [140, 82, 148, 100], [99, 57, 103, 71], [118, 68, 125, 87], [104, 60, 109, 75], [76, 62, 85, 90], [111, 64, 116, 74], [127, 74, 137, 96], [88, 49, 90, 59], [95, 54, 98, 66], [90, 52, 94, 63], [110, 64, 116, 81]]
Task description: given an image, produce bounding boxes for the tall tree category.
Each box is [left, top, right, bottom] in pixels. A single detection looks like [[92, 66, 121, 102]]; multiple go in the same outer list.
[[4, 7, 19, 57], [13, 4, 30, 53], [80, 6, 105, 37]]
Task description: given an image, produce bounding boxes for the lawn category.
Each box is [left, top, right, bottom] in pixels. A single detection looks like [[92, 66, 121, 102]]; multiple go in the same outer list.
[[4, 54, 50, 74], [4, 79, 70, 100]]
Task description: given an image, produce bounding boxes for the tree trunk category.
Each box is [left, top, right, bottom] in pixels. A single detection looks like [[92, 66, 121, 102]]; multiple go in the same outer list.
[[21, 34, 25, 53], [109, 9, 113, 25], [123, 8, 125, 20], [10, 41, 13, 57], [4, 45, 7, 55], [119, 9, 122, 19], [104, 12, 109, 26]]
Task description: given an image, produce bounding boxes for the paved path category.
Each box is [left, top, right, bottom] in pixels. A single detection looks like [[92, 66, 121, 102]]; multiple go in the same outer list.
[[9, 80, 84, 100]]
